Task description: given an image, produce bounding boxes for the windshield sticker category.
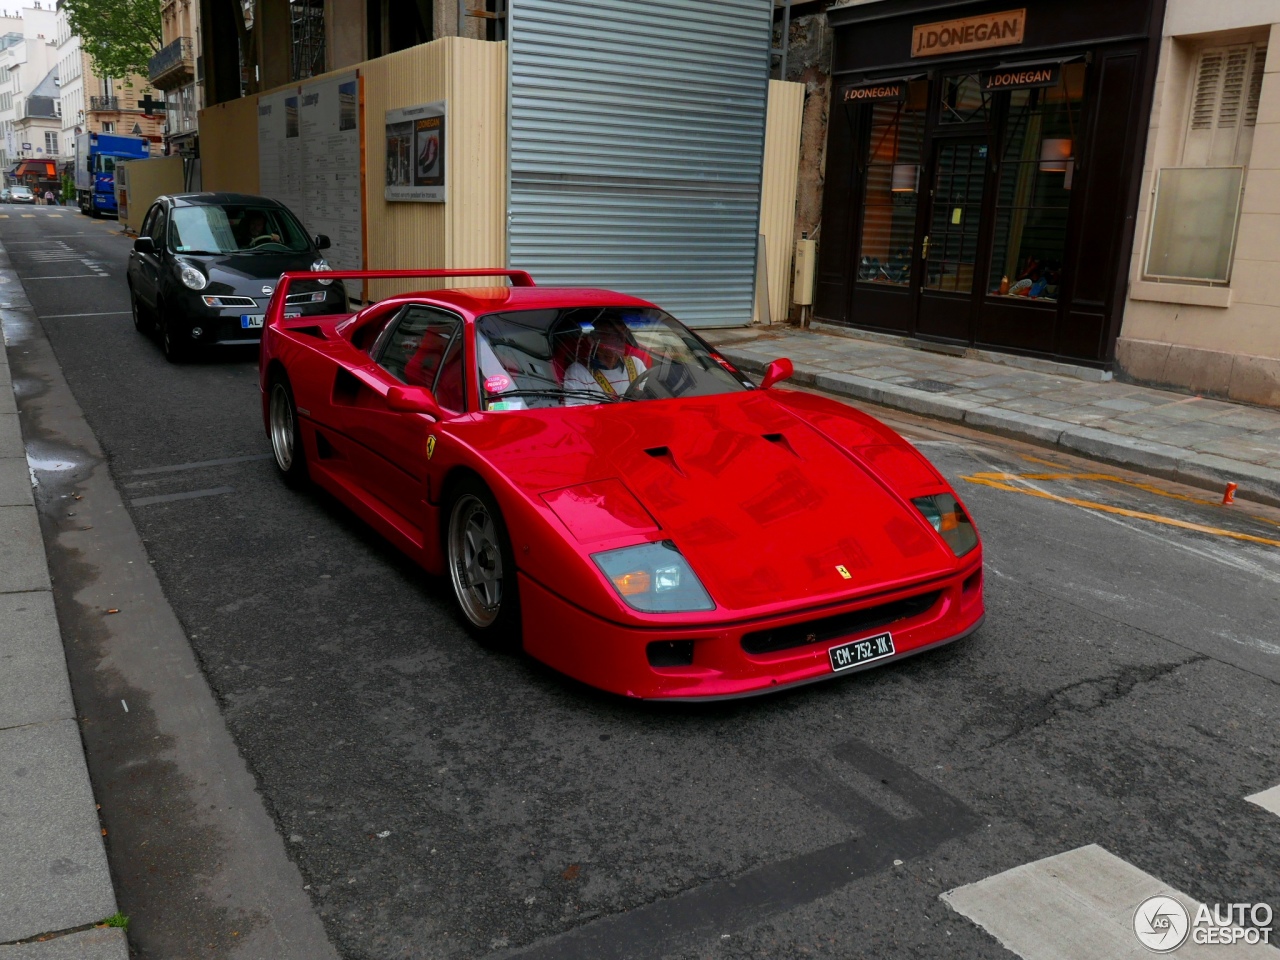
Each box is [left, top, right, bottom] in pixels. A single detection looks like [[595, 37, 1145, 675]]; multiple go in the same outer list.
[[484, 374, 511, 394]]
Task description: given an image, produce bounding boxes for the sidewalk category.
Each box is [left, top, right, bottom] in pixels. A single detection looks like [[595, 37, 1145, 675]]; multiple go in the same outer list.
[[0, 260, 126, 953], [709, 323, 1280, 506]]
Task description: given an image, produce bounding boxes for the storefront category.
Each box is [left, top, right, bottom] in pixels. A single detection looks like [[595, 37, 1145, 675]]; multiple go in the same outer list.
[[816, 0, 1166, 368]]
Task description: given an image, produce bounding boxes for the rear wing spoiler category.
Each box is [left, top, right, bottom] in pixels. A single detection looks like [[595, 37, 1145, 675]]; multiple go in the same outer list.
[[265, 268, 536, 328]]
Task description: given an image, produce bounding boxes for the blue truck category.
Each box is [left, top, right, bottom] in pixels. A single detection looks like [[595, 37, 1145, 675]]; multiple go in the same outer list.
[[74, 132, 150, 218]]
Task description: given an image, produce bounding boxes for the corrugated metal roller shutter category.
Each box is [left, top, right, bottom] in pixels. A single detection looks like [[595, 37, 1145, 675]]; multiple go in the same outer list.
[[507, 0, 772, 328]]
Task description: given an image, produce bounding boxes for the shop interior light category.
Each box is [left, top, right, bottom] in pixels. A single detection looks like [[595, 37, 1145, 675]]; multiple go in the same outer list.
[[1039, 138, 1074, 173], [891, 163, 919, 193]]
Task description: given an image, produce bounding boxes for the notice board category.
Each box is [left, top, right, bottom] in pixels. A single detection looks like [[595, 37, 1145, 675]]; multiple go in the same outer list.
[[258, 73, 363, 293]]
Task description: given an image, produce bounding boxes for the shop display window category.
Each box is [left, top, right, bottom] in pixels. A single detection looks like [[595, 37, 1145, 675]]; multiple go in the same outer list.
[[939, 75, 990, 125], [856, 82, 927, 288], [986, 64, 1085, 303]]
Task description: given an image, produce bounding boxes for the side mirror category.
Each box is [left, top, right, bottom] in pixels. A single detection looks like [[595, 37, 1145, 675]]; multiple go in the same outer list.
[[386, 384, 442, 417], [760, 357, 794, 390], [133, 236, 155, 255], [314, 234, 331, 250]]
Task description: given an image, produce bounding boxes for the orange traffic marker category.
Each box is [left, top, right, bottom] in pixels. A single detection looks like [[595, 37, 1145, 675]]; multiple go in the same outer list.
[[1222, 482, 1238, 505]]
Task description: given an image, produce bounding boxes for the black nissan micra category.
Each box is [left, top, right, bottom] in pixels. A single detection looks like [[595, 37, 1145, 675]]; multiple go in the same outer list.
[[127, 192, 348, 362]]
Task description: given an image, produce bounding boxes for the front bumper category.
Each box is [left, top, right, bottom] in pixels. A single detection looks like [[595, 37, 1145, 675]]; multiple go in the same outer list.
[[518, 557, 985, 700], [172, 290, 347, 346]]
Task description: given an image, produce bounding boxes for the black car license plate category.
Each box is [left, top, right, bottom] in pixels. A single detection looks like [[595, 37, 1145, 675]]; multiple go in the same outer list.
[[829, 631, 895, 672]]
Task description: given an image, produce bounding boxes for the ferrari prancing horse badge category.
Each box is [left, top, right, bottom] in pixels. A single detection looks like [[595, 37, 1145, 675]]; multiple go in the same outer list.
[[426, 435, 437, 459]]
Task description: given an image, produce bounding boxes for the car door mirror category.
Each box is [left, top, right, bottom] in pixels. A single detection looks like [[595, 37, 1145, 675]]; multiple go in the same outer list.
[[133, 236, 155, 255], [760, 358, 794, 390], [386, 384, 442, 418], [314, 234, 331, 250]]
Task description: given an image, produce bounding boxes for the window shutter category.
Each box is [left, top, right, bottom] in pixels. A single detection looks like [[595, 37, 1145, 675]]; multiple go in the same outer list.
[[1184, 44, 1268, 166]]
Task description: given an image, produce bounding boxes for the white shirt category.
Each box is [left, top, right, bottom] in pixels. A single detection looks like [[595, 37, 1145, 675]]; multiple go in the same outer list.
[[562, 355, 647, 404]]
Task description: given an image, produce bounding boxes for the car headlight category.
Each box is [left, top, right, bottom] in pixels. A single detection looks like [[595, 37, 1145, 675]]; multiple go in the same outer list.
[[912, 493, 978, 557], [592, 541, 714, 613], [178, 260, 207, 290], [311, 259, 334, 285]]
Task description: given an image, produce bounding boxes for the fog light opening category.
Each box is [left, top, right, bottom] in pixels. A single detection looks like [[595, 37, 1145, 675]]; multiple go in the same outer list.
[[646, 640, 694, 668], [190, 326, 203, 339], [963, 569, 982, 597]]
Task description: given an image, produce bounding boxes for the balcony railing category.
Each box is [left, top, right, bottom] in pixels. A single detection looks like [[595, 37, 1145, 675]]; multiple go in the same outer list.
[[148, 36, 194, 88], [88, 96, 121, 112]]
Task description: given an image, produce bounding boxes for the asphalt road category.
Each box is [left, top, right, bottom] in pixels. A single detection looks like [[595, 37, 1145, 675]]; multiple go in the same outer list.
[[5, 206, 1280, 959]]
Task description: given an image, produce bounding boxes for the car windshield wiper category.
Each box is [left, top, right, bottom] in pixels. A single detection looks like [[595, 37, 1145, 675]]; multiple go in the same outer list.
[[489, 388, 636, 404], [177, 249, 226, 256]]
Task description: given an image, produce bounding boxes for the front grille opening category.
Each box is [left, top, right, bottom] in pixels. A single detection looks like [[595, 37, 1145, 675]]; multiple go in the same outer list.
[[741, 591, 942, 655], [647, 640, 694, 668]]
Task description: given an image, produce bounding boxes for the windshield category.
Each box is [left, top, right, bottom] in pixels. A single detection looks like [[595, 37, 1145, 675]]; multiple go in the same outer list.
[[474, 306, 752, 410], [94, 156, 116, 173], [169, 204, 311, 255], [11, 187, 31, 196]]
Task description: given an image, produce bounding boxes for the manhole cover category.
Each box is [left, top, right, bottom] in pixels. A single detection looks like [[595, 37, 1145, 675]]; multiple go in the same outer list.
[[903, 378, 957, 394]]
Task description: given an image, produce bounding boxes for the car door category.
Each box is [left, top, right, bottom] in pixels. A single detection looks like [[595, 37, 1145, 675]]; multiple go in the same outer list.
[[335, 303, 468, 536], [134, 202, 167, 311]]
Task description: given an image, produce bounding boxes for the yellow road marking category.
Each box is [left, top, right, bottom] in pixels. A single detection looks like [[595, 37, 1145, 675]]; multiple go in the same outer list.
[[962, 472, 1280, 549], [0, 214, 8, 218], [21, 214, 33, 218], [1017, 453, 1280, 527]]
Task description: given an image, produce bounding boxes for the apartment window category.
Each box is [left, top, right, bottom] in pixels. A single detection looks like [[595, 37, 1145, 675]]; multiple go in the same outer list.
[[1145, 42, 1267, 284], [101, 121, 114, 133], [44, 130, 57, 153]]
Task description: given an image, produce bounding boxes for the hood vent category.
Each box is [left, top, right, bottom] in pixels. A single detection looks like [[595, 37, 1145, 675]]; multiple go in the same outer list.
[[762, 432, 802, 459], [644, 445, 685, 477]]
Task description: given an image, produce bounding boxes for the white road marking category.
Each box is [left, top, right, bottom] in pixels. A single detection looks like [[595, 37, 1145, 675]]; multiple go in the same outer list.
[[40, 311, 131, 319], [1246, 784, 1280, 818], [23, 274, 113, 280], [130, 486, 236, 507], [942, 844, 1279, 958], [128, 454, 273, 476]]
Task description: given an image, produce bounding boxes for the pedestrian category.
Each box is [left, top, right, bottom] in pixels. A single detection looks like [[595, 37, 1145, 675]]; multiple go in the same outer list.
[[43, 189, 53, 205]]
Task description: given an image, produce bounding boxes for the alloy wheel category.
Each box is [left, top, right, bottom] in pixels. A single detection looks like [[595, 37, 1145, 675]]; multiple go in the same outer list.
[[448, 494, 504, 628], [269, 382, 295, 473]]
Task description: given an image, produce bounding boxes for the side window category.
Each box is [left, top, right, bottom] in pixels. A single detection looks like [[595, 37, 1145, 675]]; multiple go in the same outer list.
[[149, 206, 168, 248], [139, 205, 157, 240], [377, 305, 466, 411]]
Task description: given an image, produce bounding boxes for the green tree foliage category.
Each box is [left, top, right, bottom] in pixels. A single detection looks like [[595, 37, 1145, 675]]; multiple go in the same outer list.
[[61, 0, 162, 83]]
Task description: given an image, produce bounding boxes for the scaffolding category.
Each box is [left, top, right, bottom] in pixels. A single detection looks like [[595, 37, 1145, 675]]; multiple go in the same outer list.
[[290, 0, 325, 81]]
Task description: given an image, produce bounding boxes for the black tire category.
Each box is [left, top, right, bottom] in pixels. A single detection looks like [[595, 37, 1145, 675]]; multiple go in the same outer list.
[[267, 373, 308, 488], [444, 477, 521, 650], [159, 304, 191, 363], [129, 285, 152, 334], [89, 197, 101, 219]]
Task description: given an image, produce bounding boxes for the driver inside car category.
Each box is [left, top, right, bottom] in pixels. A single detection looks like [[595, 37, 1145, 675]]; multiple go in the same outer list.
[[237, 210, 280, 247], [561, 317, 647, 404]]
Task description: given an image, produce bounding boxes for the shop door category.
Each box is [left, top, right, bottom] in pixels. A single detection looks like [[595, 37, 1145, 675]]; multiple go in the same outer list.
[[914, 137, 989, 341]]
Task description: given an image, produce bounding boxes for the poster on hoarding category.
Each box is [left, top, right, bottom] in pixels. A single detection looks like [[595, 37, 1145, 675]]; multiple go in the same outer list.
[[384, 101, 445, 202], [258, 72, 363, 297]]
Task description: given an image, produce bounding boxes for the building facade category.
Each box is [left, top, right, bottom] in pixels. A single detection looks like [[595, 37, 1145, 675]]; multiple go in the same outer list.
[[1117, 0, 1280, 406], [813, 0, 1167, 369], [55, 3, 163, 160], [0, 2, 58, 177], [152, 0, 202, 157]]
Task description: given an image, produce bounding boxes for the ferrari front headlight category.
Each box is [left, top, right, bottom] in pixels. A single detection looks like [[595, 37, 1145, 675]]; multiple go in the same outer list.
[[912, 493, 978, 557], [178, 260, 207, 290], [592, 541, 714, 613]]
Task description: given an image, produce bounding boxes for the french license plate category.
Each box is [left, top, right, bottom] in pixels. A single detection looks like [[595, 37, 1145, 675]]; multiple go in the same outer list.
[[829, 631, 895, 672], [241, 312, 299, 329]]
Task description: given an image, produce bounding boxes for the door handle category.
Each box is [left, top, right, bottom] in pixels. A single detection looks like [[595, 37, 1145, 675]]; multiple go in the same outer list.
[[921, 235, 931, 261]]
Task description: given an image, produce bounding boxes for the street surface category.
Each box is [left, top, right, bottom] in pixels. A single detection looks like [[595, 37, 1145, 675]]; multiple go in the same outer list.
[[4, 206, 1280, 959]]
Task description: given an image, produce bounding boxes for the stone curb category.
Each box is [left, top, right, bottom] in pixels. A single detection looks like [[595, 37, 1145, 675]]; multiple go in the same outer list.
[[721, 348, 1280, 508], [0, 237, 123, 956]]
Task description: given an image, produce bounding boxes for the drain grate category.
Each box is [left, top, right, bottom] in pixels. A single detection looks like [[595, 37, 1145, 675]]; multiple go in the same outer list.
[[903, 378, 958, 394]]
